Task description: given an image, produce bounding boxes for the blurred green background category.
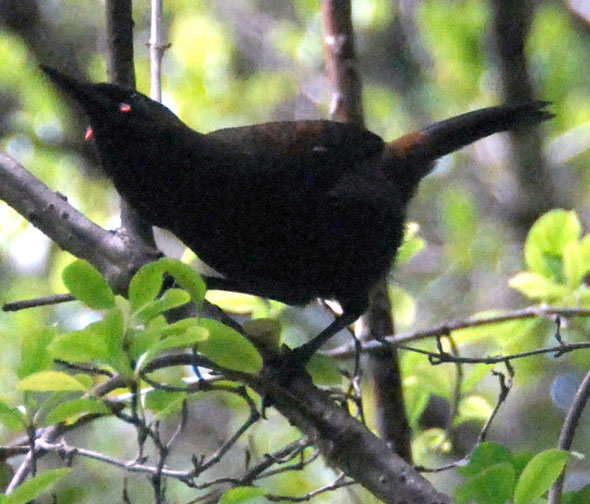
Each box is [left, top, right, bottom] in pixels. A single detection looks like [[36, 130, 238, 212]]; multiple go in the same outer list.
[[1, 0, 590, 502]]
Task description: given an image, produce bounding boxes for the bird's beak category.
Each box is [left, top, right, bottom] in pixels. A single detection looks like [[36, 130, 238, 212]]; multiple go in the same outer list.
[[40, 65, 108, 113]]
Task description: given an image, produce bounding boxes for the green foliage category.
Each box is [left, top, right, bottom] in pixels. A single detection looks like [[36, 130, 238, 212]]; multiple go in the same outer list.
[[305, 353, 342, 386], [513, 449, 569, 504], [218, 486, 266, 504], [562, 484, 590, 504], [62, 260, 115, 310], [510, 210, 590, 304], [0, 401, 26, 431], [16, 371, 88, 392], [417, 0, 488, 103], [3, 1, 590, 501], [455, 443, 568, 504], [1, 468, 71, 504], [129, 257, 207, 311], [197, 319, 262, 374], [43, 398, 110, 426]]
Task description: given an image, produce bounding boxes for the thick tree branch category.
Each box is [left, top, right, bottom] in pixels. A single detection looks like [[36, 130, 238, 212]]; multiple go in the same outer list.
[[0, 151, 159, 292], [143, 354, 452, 504]]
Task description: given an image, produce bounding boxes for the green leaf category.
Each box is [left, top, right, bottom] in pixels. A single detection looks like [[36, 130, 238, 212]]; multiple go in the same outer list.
[[459, 442, 514, 478], [455, 462, 514, 504], [197, 319, 262, 374], [156, 328, 209, 351], [219, 486, 266, 504], [579, 235, 590, 278], [16, 371, 87, 392], [49, 324, 109, 363], [128, 258, 206, 312], [4, 468, 71, 504], [160, 258, 207, 308], [103, 308, 133, 377], [44, 398, 110, 426], [161, 317, 201, 336], [514, 449, 569, 504], [243, 318, 281, 351], [144, 389, 185, 419], [509, 272, 570, 300], [205, 291, 268, 315], [524, 210, 581, 279], [306, 353, 342, 386], [17, 327, 56, 378], [563, 240, 584, 288], [0, 401, 26, 431], [134, 288, 191, 322], [62, 260, 115, 309], [562, 484, 590, 504], [137, 321, 208, 370], [128, 261, 166, 310]]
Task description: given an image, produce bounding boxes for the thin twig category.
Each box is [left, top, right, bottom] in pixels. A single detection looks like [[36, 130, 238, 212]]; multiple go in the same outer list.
[[327, 306, 590, 359], [417, 361, 513, 473], [266, 473, 356, 502], [2, 294, 74, 312], [548, 367, 590, 504]]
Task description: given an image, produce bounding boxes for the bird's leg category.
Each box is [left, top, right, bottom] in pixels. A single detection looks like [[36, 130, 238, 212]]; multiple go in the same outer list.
[[259, 308, 362, 412]]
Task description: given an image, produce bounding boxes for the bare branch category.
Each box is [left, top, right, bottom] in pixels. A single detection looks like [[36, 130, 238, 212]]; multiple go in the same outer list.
[[548, 368, 590, 504], [0, 152, 158, 293], [327, 306, 590, 359]]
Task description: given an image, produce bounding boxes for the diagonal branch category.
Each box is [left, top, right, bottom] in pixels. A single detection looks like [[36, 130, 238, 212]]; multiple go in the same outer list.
[[0, 151, 159, 292]]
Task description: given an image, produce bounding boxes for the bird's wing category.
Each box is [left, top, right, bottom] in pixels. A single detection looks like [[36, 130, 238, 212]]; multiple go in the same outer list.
[[205, 120, 384, 188]]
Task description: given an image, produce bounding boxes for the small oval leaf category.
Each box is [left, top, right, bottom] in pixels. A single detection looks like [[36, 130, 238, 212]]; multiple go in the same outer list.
[[128, 261, 166, 311], [306, 353, 342, 386], [62, 260, 115, 309], [16, 371, 87, 392], [44, 398, 110, 426], [0, 401, 26, 431], [514, 449, 569, 504], [219, 486, 266, 504], [5, 468, 71, 504], [198, 319, 262, 374]]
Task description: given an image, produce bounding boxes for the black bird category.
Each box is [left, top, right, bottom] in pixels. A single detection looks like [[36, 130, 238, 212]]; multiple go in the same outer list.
[[41, 66, 553, 366]]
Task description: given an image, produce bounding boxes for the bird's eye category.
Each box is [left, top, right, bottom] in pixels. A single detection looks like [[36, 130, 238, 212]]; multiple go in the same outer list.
[[119, 103, 132, 113]]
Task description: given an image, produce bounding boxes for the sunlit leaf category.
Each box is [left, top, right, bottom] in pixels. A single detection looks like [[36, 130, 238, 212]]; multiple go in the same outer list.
[[0, 401, 26, 431], [62, 260, 115, 309], [524, 210, 580, 280], [458, 442, 514, 478], [513, 449, 569, 504], [18, 327, 57, 378], [16, 371, 87, 392], [509, 272, 570, 300], [219, 486, 266, 504], [197, 319, 262, 374], [44, 398, 109, 426], [455, 462, 515, 504], [4, 468, 71, 504]]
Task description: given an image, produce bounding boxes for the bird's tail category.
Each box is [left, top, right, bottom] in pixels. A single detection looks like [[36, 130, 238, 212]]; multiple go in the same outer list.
[[383, 101, 554, 190]]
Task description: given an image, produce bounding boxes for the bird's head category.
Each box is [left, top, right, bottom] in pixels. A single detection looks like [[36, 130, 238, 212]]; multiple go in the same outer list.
[[41, 65, 186, 141]]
